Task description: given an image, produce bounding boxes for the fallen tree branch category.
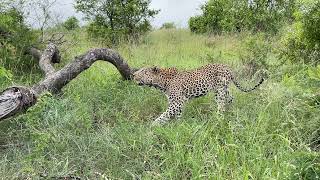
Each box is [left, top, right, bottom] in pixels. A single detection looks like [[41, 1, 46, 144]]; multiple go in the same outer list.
[[39, 43, 60, 77], [0, 44, 136, 121], [0, 87, 36, 120]]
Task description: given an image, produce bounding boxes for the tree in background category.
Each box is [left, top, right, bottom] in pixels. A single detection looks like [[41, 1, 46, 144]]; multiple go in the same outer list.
[[27, 0, 62, 42], [160, 22, 176, 29], [189, 0, 226, 34], [63, 16, 80, 31], [301, 1, 320, 51], [189, 0, 296, 34], [75, 0, 159, 45]]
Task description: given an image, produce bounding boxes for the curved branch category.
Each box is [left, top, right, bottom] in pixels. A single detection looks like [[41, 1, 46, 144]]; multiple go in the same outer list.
[[0, 45, 137, 121], [39, 43, 60, 77], [32, 48, 133, 94]]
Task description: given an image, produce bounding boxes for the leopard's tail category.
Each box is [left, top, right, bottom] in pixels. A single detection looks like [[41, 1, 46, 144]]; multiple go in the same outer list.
[[231, 75, 264, 93]]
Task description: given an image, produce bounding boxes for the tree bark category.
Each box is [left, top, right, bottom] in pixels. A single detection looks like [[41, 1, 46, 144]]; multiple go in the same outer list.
[[38, 43, 60, 77], [0, 44, 136, 121]]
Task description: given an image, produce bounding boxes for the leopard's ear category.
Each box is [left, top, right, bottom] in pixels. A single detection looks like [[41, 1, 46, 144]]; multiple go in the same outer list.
[[152, 66, 160, 74]]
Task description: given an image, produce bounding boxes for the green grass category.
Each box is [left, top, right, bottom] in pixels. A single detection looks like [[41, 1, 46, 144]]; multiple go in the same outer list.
[[0, 29, 319, 179]]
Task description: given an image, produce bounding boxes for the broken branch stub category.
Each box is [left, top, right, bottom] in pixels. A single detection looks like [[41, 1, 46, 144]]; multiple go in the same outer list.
[[0, 87, 36, 120], [0, 45, 136, 121]]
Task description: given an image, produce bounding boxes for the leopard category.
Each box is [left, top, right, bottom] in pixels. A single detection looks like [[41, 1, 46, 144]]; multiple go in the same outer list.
[[133, 64, 265, 125]]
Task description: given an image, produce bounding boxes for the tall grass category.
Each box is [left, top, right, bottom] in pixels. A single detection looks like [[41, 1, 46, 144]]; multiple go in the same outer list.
[[0, 29, 319, 179]]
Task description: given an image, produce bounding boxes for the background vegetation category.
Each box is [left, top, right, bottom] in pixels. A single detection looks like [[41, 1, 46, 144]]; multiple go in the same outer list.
[[0, 0, 319, 179], [160, 22, 176, 29], [62, 16, 80, 31], [0, 8, 38, 74], [189, 0, 295, 34], [75, 0, 159, 45], [280, 0, 320, 64]]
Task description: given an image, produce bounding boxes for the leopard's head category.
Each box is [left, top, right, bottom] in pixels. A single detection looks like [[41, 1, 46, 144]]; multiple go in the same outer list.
[[133, 67, 161, 86], [133, 66, 177, 89]]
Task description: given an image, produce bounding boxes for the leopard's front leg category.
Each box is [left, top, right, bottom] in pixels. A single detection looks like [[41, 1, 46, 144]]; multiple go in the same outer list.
[[152, 93, 186, 126], [153, 110, 171, 125]]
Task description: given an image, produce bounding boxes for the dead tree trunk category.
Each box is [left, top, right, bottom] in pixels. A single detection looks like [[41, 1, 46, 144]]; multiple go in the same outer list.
[[0, 43, 136, 120]]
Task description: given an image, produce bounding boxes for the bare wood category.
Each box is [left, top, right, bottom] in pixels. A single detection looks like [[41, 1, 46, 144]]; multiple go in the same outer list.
[[39, 43, 61, 77], [0, 87, 36, 120], [0, 45, 136, 121], [32, 48, 133, 94]]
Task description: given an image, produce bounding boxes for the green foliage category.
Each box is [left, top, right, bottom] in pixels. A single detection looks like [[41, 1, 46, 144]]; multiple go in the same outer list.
[[281, 1, 320, 64], [75, 0, 159, 45], [189, 0, 296, 34], [239, 33, 274, 77], [301, 1, 320, 48], [0, 66, 12, 86], [188, 16, 207, 34], [63, 16, 79, 31], [160, 22, 176, 29], [0, 8, 37, 73]]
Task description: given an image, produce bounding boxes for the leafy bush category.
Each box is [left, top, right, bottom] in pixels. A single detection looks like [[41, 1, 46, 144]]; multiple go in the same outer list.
[[188, 6, 213, 33], [160, 22, 176, 29], [63, 16, 79, 31], [188, 16, 207, 34], [281, 1, 320, 64], [188, 0, 226, 34], [0, 8, 37, 73], [302, 2, 320, 48], [189, 0, 295, 34], [85, 21, 116, 45], [239, 33, 272, 77]]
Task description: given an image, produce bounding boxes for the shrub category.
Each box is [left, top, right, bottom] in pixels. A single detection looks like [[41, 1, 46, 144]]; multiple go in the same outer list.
[[189, 0, 296, 34], [189, 0, 225, 34], [63, 16, 79, 31], [239, 33, 272, 77], [0, 8, 37, 73], [280, 1, 320, 64], [160, 22, 176, 29], [302, 2, 320, 48], [188, 16, 207, 34]]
